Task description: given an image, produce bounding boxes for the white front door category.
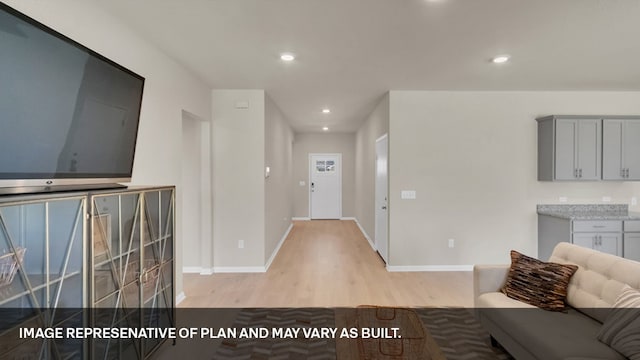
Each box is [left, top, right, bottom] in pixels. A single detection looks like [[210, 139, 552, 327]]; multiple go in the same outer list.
[[375, 134, 389, 263], [310, 154, 342, 219]]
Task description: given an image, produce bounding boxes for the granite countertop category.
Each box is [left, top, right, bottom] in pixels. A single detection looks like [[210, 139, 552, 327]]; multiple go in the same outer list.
[[537, 204, 640, 220]]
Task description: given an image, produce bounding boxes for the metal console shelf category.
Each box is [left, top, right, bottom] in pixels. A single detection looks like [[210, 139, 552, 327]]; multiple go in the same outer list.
[[0, 186, 175, 359]]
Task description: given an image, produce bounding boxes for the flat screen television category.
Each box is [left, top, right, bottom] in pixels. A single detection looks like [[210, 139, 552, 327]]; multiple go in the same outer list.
[[0, 3, 144, 194]]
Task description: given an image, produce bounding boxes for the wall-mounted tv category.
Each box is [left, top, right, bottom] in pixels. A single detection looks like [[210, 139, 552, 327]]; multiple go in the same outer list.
[[0, 3, 144, 194]]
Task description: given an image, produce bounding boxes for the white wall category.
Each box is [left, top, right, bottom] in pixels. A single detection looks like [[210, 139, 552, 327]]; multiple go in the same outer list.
[[212, 90, 266, 268], [292, 133, 356, 218], [264, 95, 294, 263], [388, 91, 640, 267], [4, 0, 213, 297], [355, 94, 390, 240]]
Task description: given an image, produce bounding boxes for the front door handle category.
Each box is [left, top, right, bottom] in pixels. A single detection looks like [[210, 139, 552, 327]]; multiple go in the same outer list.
[[382, 206, 387, 210]]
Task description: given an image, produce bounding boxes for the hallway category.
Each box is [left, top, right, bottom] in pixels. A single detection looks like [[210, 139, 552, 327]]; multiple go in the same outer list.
[[180, 220, 473, 307]]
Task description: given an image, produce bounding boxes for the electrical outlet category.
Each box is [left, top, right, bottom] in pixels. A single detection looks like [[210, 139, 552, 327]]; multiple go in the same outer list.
[[238, 240, 244, 249], [602, 196, 612, 202], [559, 197, 568, 203], [632, 197, 638, 206], [448, 239, 455, 248]]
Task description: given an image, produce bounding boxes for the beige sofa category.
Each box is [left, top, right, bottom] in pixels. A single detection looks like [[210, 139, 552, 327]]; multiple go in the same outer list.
[[474, 242, 640, 360]]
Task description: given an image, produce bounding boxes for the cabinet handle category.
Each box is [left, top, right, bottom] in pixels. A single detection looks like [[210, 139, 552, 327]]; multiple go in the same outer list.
[[622, 168, 626, 178], [579, 168, 583, 178], [626, 168, 630, 178]]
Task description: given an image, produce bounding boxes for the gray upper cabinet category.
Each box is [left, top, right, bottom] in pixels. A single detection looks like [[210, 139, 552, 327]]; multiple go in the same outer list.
[[538, 115, 640, 181], [603, 118, 640, 180], [537, 116, 601, 181]]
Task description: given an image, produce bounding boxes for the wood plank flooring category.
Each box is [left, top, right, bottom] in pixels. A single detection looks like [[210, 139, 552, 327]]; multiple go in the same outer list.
[[180, 220, 473, 307]]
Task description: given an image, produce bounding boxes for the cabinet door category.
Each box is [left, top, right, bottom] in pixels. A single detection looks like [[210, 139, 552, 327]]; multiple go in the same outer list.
[[572, 233, 596, 250], [576, 119, 601, 180], [555, 119, 578, 180], [602, 119, 624, 180], [624, 120, 640, 180], [555, 119, 601, 180], [597, 233, 622, 256], [624, 233, 640, 261]]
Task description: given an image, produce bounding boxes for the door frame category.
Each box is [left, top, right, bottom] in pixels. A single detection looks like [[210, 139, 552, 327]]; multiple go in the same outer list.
[[308, 153, 342, 219], [374, 134, 389, 263]]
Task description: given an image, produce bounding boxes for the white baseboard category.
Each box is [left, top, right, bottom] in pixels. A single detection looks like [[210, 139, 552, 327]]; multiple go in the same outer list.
[[386, 265, 473, 272], [212, 266, 266, 273], [340, 217, 356, 220], [292, 217, 310, 221], [353, 218, 376, 251], [200, 268, 214, 275], [176, 291, 186, 305], [265, 223, 293, 271], [183, 266, 203, 274], [183, 266, 214, 275]]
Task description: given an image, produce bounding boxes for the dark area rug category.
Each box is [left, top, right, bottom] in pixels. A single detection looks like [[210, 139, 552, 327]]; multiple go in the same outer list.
[[211, 307, 513, 360]]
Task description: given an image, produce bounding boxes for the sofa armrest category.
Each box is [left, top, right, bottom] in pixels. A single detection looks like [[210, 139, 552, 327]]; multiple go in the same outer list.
[[473, 264, 510, 305]]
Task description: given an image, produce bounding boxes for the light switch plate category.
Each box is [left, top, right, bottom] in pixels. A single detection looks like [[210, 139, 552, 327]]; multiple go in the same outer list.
[[299, 181, 306, 186], [401, 190, 416, 199]]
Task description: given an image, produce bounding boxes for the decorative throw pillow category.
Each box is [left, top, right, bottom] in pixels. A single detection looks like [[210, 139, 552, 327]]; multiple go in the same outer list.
[[597, 285, 640, 360], [500, 250, 578, 311]]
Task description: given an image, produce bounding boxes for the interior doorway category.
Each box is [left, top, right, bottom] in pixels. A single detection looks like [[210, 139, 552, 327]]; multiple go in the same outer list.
[[309, 153, 342, 219], [375, 134, 389, 263], [181, 111, 212, 273]]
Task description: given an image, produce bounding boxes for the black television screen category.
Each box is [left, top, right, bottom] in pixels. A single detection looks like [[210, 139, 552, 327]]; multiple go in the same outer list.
[[0, 3, 144, 191]]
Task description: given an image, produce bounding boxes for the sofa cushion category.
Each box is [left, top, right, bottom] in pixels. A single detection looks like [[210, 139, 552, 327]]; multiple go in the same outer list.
[[477, 292, 537, 308], [478, 305, 626, 360], [549, 242, 640, 322], [501, 250, 578, 311], [597, 286, 640, 359]]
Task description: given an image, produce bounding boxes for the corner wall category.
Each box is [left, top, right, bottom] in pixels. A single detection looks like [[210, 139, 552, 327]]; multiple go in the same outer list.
[[212, 90, 266, 268], [388, 91, 640, 266], [355, 94, 390, 240], [265, 96, 294, 263]]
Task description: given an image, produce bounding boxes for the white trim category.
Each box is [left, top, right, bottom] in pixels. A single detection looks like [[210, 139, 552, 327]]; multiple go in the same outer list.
[[340, 217, 356, 220], [176, 291, 186, 305], [265, 223, 293, 270], [183, 266, 214, 275], [386, 265, 473, 272], [376, 133, 388, 142], [182, 266, 203, 274], [292, 217, 311, 221], [309, 153, 342, 219], [200, 268, 214, 275], [353, 218, 376, 251], [213, 266, 266, 273]]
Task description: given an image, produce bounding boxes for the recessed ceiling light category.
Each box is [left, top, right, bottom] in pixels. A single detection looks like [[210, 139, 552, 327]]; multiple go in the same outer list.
[[322, 126, 329, 131], [280, 53, 295, 61], [492, 55, 510, 64], [322, 109, 331, 114]]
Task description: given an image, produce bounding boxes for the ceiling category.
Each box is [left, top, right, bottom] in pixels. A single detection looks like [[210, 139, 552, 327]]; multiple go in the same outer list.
[[97, 0, 640, 133]]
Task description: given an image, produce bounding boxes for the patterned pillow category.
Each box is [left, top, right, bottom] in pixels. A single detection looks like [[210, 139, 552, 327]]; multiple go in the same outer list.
[[501, 250, 578, 311], [597, 285, 640, 360]]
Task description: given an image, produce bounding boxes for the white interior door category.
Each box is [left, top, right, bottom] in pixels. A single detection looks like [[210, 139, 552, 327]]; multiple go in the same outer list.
[[375, 135, 389, 263], [310, 154, 342, 219]]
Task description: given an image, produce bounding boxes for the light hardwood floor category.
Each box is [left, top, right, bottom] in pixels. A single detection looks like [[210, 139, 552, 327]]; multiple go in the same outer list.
[[180, 220, 473, 307]]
